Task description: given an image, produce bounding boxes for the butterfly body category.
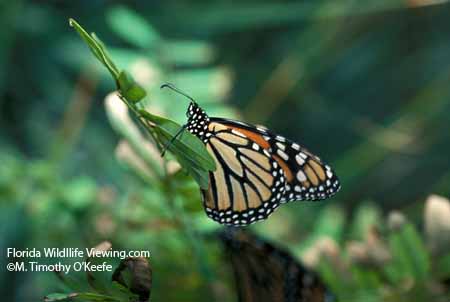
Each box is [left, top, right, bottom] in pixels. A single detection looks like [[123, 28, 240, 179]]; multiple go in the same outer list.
[[184, 101, 340, 226]]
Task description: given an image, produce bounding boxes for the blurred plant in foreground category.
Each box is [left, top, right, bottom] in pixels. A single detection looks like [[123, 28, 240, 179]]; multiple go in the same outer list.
[[45, 241, 152, 302], [299, 195, 450, 302]]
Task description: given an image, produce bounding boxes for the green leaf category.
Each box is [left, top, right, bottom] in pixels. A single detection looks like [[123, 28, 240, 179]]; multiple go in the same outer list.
[[117, 71, 147, 103], [69, 18, 119, 79], [75, 292, 121, 301], [177, 156, 211, 190], [44, 292, 120, 302], [106, 6, 160, 49], [400, 223, 430, 281], [44, 293, 78, 302], [316, 258, 351, 300], [139, 110, 216, 171], [69, 19, 147, 104], [68, 19, 103, 63], [91, 33, 121, 79], [85, 248, 115, 294], [385, 222, 430, 284], [139, 110, 216, 189], [110, 281, 139, 301], [53, 270, 89, 292], [350, 266, 382, 292]]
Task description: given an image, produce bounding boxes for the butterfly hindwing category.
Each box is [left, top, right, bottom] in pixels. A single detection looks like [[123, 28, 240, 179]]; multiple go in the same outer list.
[[201, 120, 287, 226], [211, 118, 340, 203]]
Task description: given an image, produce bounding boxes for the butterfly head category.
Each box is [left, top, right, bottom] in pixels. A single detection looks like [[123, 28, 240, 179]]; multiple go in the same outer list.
[[160, 83, 210, 142], [186, 101, 208, 119]]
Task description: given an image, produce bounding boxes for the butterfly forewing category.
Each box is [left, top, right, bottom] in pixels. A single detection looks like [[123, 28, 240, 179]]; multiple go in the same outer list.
[[266, 132, 340, 203]]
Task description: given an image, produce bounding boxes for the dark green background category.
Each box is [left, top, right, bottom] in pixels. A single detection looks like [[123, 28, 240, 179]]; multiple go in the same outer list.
[[1, 1, 449, 301]]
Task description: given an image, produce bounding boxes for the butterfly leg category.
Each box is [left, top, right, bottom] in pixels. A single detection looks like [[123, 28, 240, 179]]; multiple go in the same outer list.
[[161, 124, 188, 157]]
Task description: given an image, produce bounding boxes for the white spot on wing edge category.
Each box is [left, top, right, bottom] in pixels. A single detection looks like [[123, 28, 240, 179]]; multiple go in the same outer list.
[[276, 135, 286, 142], [295, 154, 305, 165], [256, 126, 267, 132], [275, 142, 286, 151], [292, 143, 300, 150], [277, 149, 289, 161]]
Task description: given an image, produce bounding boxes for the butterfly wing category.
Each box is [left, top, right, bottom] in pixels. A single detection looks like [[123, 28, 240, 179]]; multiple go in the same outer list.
[[211, 118, 340, 203], [202, 120, 287, 226], [219, 228, 334, 302]]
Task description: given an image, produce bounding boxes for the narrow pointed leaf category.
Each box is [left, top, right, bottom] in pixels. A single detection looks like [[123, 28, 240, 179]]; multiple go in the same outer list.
[[69, 19, 119, 79], [139, 110, 216, 189], [70, 19, 147, 103]]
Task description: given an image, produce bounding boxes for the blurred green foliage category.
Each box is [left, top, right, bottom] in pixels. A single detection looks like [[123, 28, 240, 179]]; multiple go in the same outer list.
[[1, 1, 450, 301]]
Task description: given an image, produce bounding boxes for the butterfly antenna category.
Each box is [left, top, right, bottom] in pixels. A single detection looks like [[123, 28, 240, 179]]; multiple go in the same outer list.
[[159, 83, 194, 156], [160, 83, 197, 104], [161, 124, 188, 157]]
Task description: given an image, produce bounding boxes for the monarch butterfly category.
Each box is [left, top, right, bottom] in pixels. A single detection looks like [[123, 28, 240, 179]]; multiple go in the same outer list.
[[218, 228, 334, 302], [162, 84, 340, 226]]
